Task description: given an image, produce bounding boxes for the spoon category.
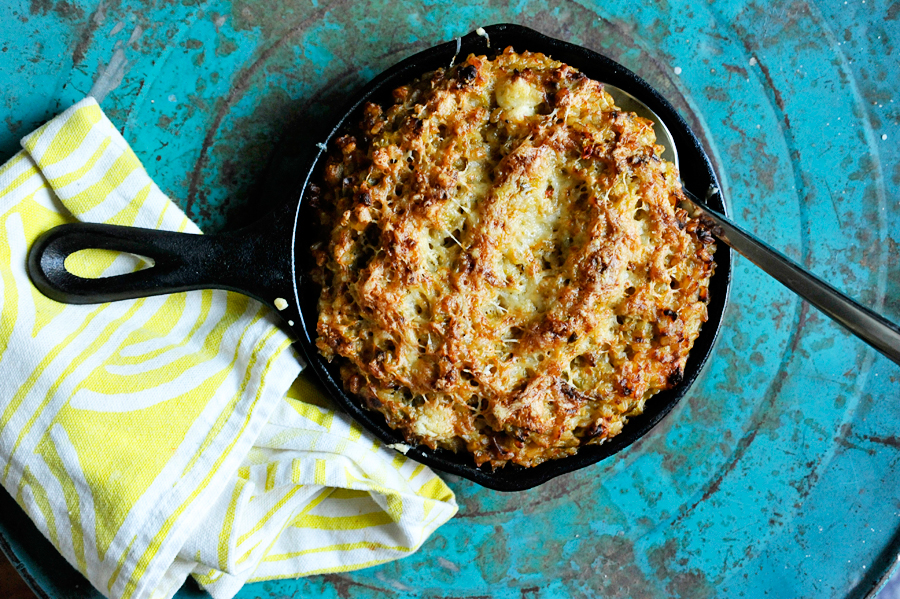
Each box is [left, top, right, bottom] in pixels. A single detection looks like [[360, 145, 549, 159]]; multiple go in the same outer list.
[[605, 84, 900, 366]]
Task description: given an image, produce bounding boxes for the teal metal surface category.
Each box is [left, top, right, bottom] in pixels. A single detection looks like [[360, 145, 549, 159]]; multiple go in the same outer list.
[[1, 1, 899, 598]]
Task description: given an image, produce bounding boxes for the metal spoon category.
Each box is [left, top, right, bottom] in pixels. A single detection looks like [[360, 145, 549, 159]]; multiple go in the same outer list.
[[605, 84, 900, 366]]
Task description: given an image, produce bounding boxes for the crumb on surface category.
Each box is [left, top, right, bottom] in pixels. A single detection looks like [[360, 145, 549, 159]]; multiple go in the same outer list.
[[387, 442, 412, 454]]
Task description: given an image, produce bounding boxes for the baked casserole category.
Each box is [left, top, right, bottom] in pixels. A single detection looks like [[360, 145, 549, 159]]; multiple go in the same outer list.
[[310, 47, 716, 469]]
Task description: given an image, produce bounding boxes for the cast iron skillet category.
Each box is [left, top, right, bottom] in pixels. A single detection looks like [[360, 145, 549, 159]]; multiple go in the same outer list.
[[27, 24, 732, 492]]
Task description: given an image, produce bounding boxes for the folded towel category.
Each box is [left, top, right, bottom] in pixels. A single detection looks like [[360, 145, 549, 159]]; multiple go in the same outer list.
[[0, 97, 457, 599]]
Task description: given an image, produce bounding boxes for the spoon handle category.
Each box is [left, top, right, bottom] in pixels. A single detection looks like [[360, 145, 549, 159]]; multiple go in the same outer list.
[[684, 192, 900, 366]]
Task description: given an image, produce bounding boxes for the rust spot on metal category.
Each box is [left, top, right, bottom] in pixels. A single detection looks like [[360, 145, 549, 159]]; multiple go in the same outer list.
[[722, 63, 749, 79], [70, 4, 102, 66], [647, 538, 715, 598], [566, 533, 658, 595], [319, 573, 395, 599], [864, 434, 900, 450], [29, 0, 85, 19]]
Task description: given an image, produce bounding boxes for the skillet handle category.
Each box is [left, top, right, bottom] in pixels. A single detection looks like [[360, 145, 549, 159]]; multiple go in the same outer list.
[[27, 220, 294, 308]]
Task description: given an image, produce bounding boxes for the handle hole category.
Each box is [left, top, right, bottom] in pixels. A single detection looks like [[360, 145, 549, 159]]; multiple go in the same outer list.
[[64, 249, 156, 279]]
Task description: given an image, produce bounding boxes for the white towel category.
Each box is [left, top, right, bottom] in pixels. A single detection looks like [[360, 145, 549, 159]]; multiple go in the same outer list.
[[0, 97, 457, 599]]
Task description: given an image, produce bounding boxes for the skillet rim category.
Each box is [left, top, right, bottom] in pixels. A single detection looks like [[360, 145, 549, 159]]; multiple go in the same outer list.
[[288, 23, 733, 492]]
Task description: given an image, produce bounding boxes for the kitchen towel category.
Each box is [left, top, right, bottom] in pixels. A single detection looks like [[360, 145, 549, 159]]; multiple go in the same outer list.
[[0, 97, 457, 599]]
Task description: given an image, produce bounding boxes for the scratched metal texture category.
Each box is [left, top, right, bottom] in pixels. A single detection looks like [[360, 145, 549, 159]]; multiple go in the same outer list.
[[0, 1, 898, 598]]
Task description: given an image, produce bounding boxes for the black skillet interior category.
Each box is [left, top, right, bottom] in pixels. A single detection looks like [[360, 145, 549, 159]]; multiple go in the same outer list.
[[291, 23, 733, 492]]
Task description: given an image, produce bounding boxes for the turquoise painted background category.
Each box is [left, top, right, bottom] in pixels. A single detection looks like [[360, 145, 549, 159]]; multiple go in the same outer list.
[[1, 0, 898, 597]]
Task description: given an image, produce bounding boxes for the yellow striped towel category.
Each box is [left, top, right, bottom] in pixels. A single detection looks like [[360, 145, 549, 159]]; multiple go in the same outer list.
[[0, 97, 457, 599]]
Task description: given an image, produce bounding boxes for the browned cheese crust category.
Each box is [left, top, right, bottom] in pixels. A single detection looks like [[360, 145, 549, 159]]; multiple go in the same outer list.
[[311, 48, 716, 469]]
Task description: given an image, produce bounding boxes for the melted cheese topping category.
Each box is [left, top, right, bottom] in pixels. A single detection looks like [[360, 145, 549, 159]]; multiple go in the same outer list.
[[496, 76, 544, 120], [311, 48, 716, 469]]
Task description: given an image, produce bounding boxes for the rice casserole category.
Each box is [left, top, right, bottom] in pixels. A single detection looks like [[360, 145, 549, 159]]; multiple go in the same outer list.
[[311, 47, 716, 469]]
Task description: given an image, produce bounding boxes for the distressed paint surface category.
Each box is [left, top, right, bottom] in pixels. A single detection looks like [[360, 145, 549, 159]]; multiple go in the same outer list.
[[0, 0, 898, 598]]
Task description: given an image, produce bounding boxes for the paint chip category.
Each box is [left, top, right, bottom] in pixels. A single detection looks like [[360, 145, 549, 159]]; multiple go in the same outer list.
[[438, 557, 459, 572], [749, 57, 757, 66], [274, 297, 288, 311], [882, 134, 888, 140], [674, 66, 682, 75]]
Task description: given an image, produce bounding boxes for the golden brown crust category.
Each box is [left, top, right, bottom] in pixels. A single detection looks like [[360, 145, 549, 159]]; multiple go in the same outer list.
[[311, 47, 716, 468]]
